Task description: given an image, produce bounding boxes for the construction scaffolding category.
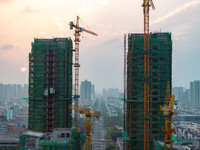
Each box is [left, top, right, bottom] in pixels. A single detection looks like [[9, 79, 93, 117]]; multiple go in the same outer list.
[[28, 38, 73, 132], [39, 140, 72, 150], [126, 33, 172, 150]]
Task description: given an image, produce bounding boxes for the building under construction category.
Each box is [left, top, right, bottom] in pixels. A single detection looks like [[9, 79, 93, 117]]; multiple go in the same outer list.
[[126, 32, 172, 149], [28, 38, 73, 132]]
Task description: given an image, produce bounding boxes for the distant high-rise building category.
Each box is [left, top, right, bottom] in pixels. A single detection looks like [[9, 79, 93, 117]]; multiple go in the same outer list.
[[7, 84, 12, 98], [183, 89, 190, 106], [80, 83, 85, 104], [126, 32, 172, 149], [17, 84, 22, 98], [28, 38, 73, 132], [91, 84, 95, 101], [3, 85, 7, 98], [23, 84, 28, 98], [3, 84, 11, 99], [80, 80, 92, 105], [0, 83, 3, 98], [190, 80, 200, 108], [11, 84, 17, 98], [172, 87, 184, 104]]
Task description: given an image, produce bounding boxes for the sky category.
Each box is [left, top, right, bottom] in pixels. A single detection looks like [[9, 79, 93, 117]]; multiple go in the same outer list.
[[0, 0, 200, 93]]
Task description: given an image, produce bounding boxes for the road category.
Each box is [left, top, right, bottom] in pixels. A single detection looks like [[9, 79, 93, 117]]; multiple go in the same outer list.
[[91, 101, 106, 150]]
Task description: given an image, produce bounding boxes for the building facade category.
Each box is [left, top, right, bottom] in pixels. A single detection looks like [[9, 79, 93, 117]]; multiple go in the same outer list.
[[91, 84, 95, 101], [80, 80, 92, 105], [190, 80, 200, 108], [6, 105, 20, 120], [126, 33, 172, 149], [172, 87, 184, 104], [183, 89, 190, 106], [0, 84, 3, 99], [28, 38, 73, 132]]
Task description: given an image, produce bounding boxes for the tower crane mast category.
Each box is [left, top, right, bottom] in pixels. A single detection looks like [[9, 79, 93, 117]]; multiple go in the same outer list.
[[69, 105, 101, 150], [69, 16, 98, 129], [123, 34, 127, 150], [142, 0, 155, 150], [160, 82, 176, 150]]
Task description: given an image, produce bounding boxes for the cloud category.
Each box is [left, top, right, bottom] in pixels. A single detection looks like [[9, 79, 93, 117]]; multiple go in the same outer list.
[[23, 6, 39, 13], [99, 0, 109, 6], [151, 0, 200, 25], [104, 37, 121, 46], [0, 0, 12, 3], [77, 0, 109, 14], [0, 44, 14, 50]]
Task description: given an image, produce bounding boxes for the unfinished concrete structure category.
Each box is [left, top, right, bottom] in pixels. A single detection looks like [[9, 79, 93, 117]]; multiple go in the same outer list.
[[126, 32, 172, 149], [28, 38, 73, 132]]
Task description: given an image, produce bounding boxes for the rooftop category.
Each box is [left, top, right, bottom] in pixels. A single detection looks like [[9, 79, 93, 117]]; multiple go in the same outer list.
[[22, 130, 46, 138]]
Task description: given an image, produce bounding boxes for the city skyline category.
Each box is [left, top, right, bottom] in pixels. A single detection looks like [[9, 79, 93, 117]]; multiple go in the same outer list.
[[0, 83, 28, 99], [0, 0, 200, 92]]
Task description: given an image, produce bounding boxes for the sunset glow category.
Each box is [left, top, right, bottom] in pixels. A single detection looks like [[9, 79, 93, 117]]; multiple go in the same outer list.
[[20, 67, 27, 72]]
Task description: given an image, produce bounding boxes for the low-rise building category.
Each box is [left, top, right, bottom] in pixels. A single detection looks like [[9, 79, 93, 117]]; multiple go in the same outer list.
[[0, 121, 8, 134]]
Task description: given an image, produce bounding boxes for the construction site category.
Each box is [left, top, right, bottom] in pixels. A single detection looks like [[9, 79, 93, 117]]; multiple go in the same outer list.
[[14, 0, 194, 150]]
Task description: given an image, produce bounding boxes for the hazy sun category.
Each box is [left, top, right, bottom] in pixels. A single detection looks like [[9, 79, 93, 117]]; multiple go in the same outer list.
[[20, 67, 27, 72]]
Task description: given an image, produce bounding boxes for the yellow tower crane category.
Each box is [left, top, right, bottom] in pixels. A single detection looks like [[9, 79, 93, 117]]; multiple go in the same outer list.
[[142, 0, 155, 150], [69, 16, 98, 129], [160, 81, 176, 150], [69, 105, 101, 150]]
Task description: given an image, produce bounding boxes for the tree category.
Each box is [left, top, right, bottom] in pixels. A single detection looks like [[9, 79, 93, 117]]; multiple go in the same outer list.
[[106, 141, 116, 150]]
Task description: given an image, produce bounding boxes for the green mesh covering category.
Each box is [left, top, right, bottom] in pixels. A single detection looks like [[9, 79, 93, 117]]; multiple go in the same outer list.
[[17, 136, 30, 150], [126, 33, 172, 150], [28, 38, 73, 132], [39, 140, 71, 150], [154, 141, 164, 150]]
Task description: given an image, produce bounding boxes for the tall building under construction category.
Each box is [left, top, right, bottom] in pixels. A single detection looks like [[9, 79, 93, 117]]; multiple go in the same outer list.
[[28, 38, 73, 132], [126, 32, 172, 149]]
